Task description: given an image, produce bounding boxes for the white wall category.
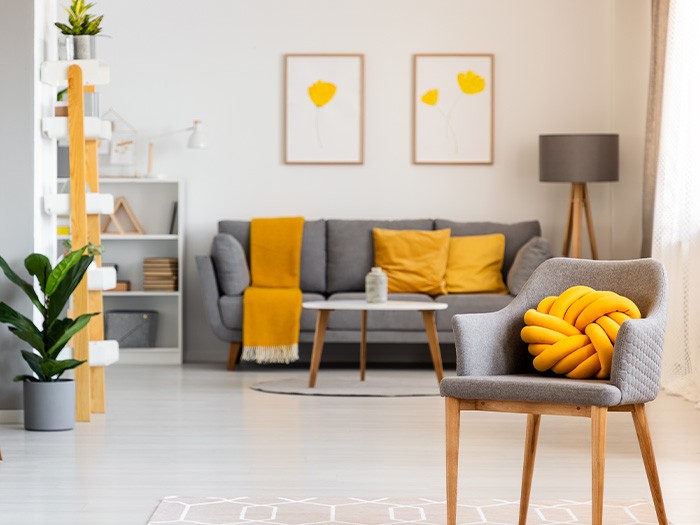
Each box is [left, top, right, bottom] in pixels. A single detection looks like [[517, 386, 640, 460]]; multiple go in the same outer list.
[[0, 0, 34, 410], [93, 0, 650, 362]]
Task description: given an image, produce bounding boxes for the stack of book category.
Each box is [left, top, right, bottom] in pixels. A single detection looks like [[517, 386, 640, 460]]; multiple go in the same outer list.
[[143, 258, 178, 291]]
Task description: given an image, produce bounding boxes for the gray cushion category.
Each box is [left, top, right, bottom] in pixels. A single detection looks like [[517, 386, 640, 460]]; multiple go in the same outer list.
[[326, 292, 433, 331], [506, 236, 553, 295], [326, 219, 434, 293], [440, 374, 622, 406], [219, 292, 325, 331], [435, 220, 541, 277], [219, 219, 326, 293], [434, 293, 513, 331], [210, 234, 250, 295]]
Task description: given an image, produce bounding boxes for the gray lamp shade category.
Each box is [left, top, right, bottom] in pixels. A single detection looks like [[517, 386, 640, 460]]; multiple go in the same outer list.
[[539, 134, 619, 183]]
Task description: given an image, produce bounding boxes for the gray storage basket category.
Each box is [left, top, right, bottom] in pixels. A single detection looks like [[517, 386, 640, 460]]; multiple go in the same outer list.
[[105, 310, 159, 348]]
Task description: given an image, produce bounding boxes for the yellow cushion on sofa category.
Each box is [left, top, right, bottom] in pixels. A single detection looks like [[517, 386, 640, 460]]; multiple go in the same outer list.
[[446, 234, 508, 294], [373, 228, 451, 295]]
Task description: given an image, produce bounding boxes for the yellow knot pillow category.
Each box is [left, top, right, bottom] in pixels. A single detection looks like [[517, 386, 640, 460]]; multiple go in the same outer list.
[[520, 285, 641, 379]]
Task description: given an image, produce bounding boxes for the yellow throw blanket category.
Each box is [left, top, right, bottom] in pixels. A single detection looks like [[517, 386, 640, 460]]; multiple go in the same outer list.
[[521, 285, 641, 379], [242, 217, 304, 364]]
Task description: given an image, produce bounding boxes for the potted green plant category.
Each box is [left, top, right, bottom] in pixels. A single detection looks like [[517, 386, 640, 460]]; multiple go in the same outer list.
[[0, 246, 97, 431], [55, 0, 104, 60]]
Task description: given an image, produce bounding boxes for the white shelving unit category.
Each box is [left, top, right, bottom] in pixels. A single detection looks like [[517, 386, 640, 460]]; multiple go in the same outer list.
[[60, 177, 184, 365]]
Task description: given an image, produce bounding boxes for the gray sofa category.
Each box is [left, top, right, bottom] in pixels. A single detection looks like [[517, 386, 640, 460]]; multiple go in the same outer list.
[[196, 219, 548, 365]]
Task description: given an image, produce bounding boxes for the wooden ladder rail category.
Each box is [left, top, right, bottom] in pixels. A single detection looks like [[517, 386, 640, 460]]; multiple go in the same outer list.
[[67, 67, 108, 419]]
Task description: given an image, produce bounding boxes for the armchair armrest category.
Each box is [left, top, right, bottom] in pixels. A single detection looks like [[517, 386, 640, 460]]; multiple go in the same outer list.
[[610, 315, 666, 405], [452, 294, 530, 376], [195, 255, 239, 343]]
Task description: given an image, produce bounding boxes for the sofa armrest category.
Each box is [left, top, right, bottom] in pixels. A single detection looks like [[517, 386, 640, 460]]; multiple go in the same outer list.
[[451, 296, 530, 376], [195, 255, 240, 343]]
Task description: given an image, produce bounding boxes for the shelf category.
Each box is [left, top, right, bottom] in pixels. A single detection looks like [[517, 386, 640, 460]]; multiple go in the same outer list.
[[40, 59, 110, 86], [43, 193, 114, 215], [58, 339, 120, 367], [58, 234, 178, 241], [88, 265, 117, 291], [104, 291, 180, 297], [99, 178, 180, 184], [42, 117, 112, 141]]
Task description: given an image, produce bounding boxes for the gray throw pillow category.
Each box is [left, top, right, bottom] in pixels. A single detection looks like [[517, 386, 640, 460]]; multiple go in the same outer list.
[[507, 236, 552, 295], [211, 233, 250, 296]]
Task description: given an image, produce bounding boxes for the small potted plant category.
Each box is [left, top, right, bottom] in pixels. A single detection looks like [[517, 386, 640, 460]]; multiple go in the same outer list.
[[55, 0, 104, 60], [0, 246, 97, 431]]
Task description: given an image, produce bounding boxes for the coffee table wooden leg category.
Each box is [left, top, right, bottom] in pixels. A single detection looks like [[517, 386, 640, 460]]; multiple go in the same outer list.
[[422, 310, 444, 382], [308, 310, 330, 388], [360, 309, 367, 381]]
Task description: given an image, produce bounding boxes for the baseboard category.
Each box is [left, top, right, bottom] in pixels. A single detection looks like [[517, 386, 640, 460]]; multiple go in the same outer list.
[[0, 410, 23, 424]]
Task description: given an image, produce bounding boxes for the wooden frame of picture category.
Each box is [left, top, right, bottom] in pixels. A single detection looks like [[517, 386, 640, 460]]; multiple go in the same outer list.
[[284, 54, 365, 165], [413, 53, 495, 165]]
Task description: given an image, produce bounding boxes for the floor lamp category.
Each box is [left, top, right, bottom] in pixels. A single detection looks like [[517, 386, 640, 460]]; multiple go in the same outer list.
[[539, 134, 619, 259]]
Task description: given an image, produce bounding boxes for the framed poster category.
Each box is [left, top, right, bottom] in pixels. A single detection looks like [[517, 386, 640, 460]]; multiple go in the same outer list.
[[284, 54, 364, 164], [413, 54, 494, 165]]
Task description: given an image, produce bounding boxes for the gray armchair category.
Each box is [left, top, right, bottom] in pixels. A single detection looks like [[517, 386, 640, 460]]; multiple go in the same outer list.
[[441, 257, 668, 525]]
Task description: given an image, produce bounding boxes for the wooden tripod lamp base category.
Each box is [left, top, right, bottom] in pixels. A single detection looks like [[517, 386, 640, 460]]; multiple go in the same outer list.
[[540, 134, 619, 261], [563, 182, 598, 259]]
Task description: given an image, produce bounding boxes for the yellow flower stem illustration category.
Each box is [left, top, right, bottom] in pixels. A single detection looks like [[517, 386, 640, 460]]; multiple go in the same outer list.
[[315, 107, 324, 149], [436, 106, 458, 154]]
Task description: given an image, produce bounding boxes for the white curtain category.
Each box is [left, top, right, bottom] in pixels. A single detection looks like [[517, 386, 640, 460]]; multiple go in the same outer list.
[[652, 0, 700, 405]]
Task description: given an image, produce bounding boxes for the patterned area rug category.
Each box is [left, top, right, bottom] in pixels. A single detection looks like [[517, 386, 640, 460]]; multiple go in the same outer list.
[[148, 496, 658, 524], [250, 370, 440, 397]]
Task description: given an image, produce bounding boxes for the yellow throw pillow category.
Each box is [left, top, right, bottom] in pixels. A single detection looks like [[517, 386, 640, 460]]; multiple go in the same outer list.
[[446, 234, 508, 294], [373, 228, 451, 295]]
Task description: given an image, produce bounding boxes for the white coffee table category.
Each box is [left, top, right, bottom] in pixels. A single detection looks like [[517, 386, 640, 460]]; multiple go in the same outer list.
[[302, 300, 448, 388]]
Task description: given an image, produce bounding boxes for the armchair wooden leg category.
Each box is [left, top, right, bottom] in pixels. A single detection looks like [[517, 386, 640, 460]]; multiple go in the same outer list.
[[519, 414, 541, 525], [591, 406, 608, 525], [631, 404, 668, 524], [445, 397, 461, 525], [227, 342, 241, 371]]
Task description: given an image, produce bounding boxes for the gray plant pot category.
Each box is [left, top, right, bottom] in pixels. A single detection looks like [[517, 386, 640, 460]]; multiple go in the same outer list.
[[65, 35, 96, 60], [23, 380, 75, 431]]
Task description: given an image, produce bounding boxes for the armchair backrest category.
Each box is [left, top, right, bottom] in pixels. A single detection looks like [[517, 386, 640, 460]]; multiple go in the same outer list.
[[452, 257, 668, 404], [514, 257, 667, 403]]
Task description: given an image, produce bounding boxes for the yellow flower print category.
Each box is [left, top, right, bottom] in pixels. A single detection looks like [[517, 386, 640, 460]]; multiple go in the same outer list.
[[308, 80, 337, 107], [421, 89, 439, 106], [456, 71, 486, 94]]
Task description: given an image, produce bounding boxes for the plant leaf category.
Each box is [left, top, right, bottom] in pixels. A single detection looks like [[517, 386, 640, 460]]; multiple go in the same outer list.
[[8, 326, 44, 355], [0, 255, 45, 316], [0, 303, 43, 352], [13, 375, 38, 383], [45, 247, 88, 296], [41, 358, 85, 381], [25, 253, 52, 294], [46, 313, 97, 359], [46, 255, 93, 325], [20, 350, 48, 382]]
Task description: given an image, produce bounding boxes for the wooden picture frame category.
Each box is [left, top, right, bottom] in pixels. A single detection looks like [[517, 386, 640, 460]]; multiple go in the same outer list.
[[284, 54, 365, 164], [413, 54, 494, 165]]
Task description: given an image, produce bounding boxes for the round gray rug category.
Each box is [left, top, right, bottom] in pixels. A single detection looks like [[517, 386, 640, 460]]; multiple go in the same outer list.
[[250, 370, 441, 397]]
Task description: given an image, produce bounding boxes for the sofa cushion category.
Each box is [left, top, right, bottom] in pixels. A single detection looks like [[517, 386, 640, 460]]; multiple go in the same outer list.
[[507, 236, 552, 295], [435, 220, 541, 277], [210, 234, 250, 295], [326, 292, 433, 331], [220, 292, 324, 331], [373, 228, 450, 295], [219, 219, 326, 293], [434, 293, 513, 331], [326, 219, 434, 293], [446, 234, 508, 294]]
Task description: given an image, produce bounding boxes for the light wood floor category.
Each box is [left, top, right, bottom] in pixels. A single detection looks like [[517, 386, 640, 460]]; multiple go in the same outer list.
[[0, 365, 698, 524]]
